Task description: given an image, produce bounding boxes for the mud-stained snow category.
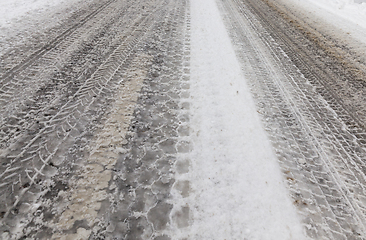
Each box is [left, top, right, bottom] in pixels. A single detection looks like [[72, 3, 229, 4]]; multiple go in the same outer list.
[[181, 0, 308, 239], [51, 54, 150, 239]]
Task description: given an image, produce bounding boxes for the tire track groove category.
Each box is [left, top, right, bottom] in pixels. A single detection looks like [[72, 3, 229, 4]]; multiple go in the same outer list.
[[0, 0, 116, 83], [219, 0, 366, 238], [0, 0, 170, 237]]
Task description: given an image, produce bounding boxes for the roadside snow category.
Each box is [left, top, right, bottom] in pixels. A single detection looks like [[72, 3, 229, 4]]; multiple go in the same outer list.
[[0, 0, 68, 28], [0, 0, 93, 57], [304, 0, 366, 28], [282, 0, 366, 47], [181, 0, 308, 238]]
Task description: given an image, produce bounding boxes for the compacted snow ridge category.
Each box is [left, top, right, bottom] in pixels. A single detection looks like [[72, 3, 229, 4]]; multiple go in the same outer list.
[[180, 0, 307, 238]]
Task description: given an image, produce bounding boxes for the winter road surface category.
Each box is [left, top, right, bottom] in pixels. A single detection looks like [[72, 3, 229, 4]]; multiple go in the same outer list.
[[2, 0, 366, 239]]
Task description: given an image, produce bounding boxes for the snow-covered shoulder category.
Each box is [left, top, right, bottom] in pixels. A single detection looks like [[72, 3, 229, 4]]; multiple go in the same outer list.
[[281, 0, 366, 48], [0, 0, 94, 57], [0, 0, 78, 28]]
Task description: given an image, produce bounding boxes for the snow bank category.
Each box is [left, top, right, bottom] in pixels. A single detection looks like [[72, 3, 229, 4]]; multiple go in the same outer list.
[[294, 0, 366, 29], [0, 0, 94, 56], [0, 0, 68, 28]]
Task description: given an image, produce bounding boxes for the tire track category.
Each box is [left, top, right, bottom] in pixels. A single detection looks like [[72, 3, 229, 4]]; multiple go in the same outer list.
[[0, 0, 142, 183], [0, 0, 137, 158], [0, 0, 170, 238], [244, 0, 366, 134], [0, 0, 115, 83], [219, 0, 366, 238], [50, 53, 152, 240], [87, 0, 189, 238], [0, 0, 131, 123]]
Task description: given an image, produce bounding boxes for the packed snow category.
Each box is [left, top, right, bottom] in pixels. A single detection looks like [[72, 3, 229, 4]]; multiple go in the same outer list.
[[173, 0, 308, 238]]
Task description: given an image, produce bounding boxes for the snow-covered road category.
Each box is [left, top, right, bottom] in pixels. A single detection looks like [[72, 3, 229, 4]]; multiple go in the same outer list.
[[2, 0, 366, 239]]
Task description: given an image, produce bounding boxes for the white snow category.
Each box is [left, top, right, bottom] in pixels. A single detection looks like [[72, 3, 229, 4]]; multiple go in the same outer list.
[[180, 0, 308, 238], [0, 0, 68, 28], [304, 0, 366, 29], [0, 0, 94, 56], [282, 0, 366, 47]]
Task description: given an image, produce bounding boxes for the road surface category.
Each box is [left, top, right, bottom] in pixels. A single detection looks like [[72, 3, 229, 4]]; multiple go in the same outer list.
[[1, 0, 366, 239]]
